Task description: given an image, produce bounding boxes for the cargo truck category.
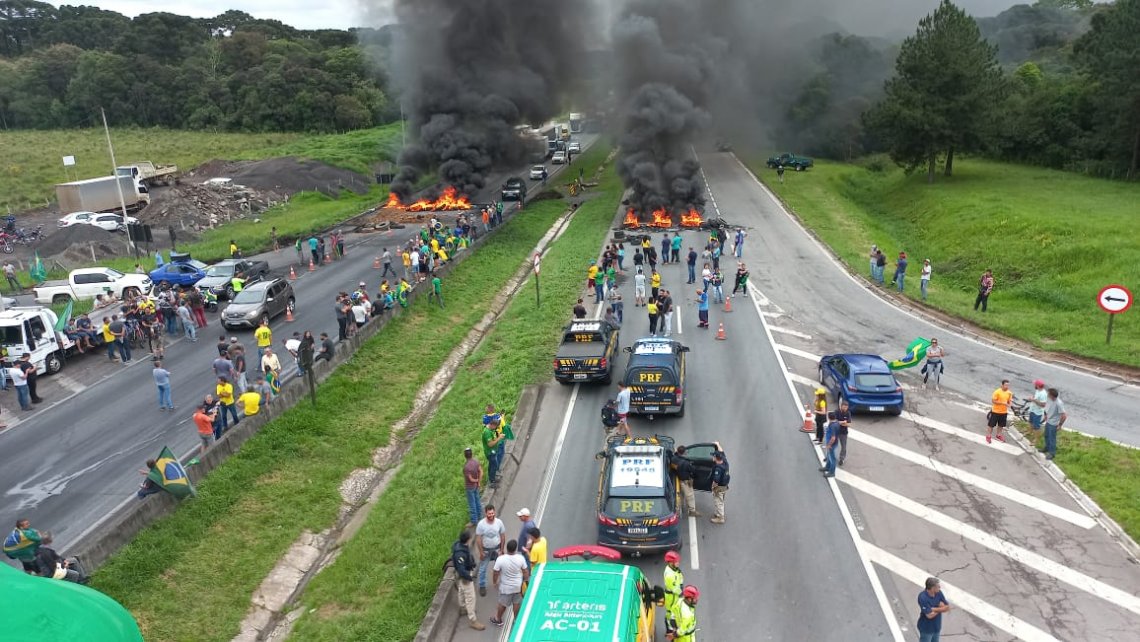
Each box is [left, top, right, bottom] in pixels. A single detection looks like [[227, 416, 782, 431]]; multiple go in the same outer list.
[[569, 112, 584, 134], [56, 176, 150, 214], [116, 161, 178, 186]]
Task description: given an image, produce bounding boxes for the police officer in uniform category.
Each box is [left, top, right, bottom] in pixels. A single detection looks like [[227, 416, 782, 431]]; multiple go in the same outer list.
[[673, 446, 700, 517], [663, 550, 683, 633], [710, 443, 730, 524], [450, 530, 486, 630], [667, 585, 699, 642]]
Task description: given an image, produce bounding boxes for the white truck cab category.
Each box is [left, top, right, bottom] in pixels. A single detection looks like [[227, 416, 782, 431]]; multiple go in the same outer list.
[[0, 307, 74, 375]]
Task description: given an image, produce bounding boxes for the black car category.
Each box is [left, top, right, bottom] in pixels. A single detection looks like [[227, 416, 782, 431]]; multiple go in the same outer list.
[[553, 319, 620, 384], [621, 338, 689, 417], [501, 177, 527, 201]]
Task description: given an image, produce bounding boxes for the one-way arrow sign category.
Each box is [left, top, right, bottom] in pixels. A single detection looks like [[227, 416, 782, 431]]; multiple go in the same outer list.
[[1097, 284, 1132, 314]]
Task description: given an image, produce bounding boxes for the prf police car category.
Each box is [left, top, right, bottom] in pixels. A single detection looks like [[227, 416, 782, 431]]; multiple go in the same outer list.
[[554, 319, 620, 384], [621, 337, 689, 417], [595, 435, 681, 554]]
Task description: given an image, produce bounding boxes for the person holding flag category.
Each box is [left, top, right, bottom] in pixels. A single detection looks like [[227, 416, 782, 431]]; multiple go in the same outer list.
[[29, 251, 47, 284], [137, 447, 196, 500], [4, 518, 43, 573]]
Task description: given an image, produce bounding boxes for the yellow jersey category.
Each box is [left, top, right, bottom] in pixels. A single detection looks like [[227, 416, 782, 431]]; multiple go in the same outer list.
[[992, 388, 1012, 414], [239, 391, 261, 415], [254, 326, 272, 348], [217, 382, 235, 405]]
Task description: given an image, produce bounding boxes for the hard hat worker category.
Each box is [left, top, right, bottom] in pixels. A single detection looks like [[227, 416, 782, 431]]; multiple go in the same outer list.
[[666, 585, 699, 642], [663, 550, 684, 633]]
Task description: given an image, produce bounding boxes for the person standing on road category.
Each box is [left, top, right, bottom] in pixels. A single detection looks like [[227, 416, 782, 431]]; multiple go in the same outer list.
[[731, 262, 749, 298], [18, 354, 42, 405], [527, 527, 547, 565], [482, 410, 507, 487], [733, 228, 746, 258], [646, 297, 660, 336], [673, 446, 700, 516], [261, 347, 281, 379], [614, 382, 633, 438], [819, 411, 839, 477], [686, 247, 698, 284], [660, 289, 674, 337], [193, 404, 216, 454], [920, 259, 932, 301], [254, 319, 272, 362], [695, 288, 709, 329], [515, 508, 537, 562], [633, 247, 644, 272], [178, 300, 197, 342], [212, 352, 234, 384], [463, 447, 483, 526], [451, 530, 487, 631], [634, 268, 646, 307], [1042, 388, 1067, 461], [987, 379, 1013, 444], [109, 315, 131, 364], [380, 247, 396, 278], [836, 400, 852, 466], [475, 505, 506, 597], [916, 576, 951, 642], [923, 339, 946, 389], [609, 289, 624, 325], [1028, 379, 1047, 435], [8, 363, 31, 411], [663, 550, 684, 634], [668, 585, 699, 642], [813, 388, 828, 444], [710, 445, 730, 524], [216, 376, 239, 430], [651, 268, 662, 301], [308, 235, 319, 266], [660, 233, 671, 265], [489, 539, 529, 628], [974, 269, 994, 312], [573, 298, 587, 319], [671, 232, 683, 263], [153, 361, 174, 412]]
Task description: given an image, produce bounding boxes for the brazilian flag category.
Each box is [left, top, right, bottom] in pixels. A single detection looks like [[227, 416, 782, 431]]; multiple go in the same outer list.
[[148, 446, 196, 499], [888, 337, 931, 371]]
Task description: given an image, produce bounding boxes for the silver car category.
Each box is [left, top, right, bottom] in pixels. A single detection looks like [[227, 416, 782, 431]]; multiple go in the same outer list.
[[222, 278, 295, 329]]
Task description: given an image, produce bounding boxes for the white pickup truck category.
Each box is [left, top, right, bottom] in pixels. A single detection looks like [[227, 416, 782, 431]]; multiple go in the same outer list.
[[34, 267, 152, 305]]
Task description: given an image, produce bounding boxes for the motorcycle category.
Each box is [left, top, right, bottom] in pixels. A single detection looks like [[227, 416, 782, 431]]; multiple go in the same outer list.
[[0, 232, 13, 254], [14, 225, 45, 245]]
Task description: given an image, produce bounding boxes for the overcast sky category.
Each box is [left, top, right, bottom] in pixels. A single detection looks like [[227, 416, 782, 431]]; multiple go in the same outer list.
[[82, 1, 1024, 32]]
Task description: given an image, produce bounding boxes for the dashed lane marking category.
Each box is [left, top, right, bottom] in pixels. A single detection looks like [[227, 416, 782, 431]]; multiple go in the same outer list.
[[768, 325, 812, 340], [848, 430, 1096, 528], [688, 516, 700, 571], [901, 410, 1022, 456], [774, 343, 822, 362], [840, 471, 1140, 617], [863, 541, 1062, 642]]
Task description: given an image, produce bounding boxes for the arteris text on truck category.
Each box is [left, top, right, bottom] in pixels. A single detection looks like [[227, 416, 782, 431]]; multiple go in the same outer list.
[[546, 600, 609, 612]]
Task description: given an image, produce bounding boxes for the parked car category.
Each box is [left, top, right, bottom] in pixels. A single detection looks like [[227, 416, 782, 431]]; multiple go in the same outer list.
[[88, 213, 139, 233], [58, 211, 98, 228], [33, 267, 152, 305], [766, 152, 814, 171], [529, 165, 548, 181], [818, 353, 904, 414], [568, 141, 581, 153], [552, 151, 567, 165], [149, 258, 208, 287], [221, 278, 295, 329], [197, 259, 271, 299]]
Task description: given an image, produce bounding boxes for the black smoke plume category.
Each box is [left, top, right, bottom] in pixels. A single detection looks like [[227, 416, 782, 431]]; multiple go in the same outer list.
[[384, 0, 584, 201]]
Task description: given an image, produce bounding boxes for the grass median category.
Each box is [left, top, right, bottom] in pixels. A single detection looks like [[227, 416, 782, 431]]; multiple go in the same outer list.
[[88, 147, 613, 641], [287, 149, 622, 640], [749, 157, 1140, 368]]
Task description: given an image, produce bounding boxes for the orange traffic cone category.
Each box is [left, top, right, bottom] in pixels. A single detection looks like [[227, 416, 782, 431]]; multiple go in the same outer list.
[[801, 405, 815, 433], [715, 322, 726, 340], [372, 256, 381, 269], [308, 258, 316, 272], [724, 297, 733, 313], [286, 306, 295, 322], [324, 252, 332, 265], [289, 266, 297, 281]]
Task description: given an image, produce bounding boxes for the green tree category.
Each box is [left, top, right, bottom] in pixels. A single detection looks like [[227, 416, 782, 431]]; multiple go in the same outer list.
[[1074, 0, 1140, 179], [866, 0, 1003, 181]]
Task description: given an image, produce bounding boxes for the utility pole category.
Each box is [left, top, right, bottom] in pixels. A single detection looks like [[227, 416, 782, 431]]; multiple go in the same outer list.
[[101, 108, 137, 260]]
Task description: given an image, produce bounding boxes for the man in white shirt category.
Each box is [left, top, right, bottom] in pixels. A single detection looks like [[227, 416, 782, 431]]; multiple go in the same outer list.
[[920, 259, 932, 301], [634, 267, 647, 307], [489, 539, 530, 627], [615, 382, 632, 438], [475, 504, 506, 596]]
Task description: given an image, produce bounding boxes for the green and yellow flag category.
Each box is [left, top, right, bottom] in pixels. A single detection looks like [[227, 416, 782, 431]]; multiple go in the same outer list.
[[29, 251, 47, 284], [147, 446, 196, 499]]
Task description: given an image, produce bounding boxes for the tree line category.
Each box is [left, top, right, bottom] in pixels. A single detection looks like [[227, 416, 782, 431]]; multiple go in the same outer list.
[[0, 2, 397, 132], [781, 0, 1139, 180]]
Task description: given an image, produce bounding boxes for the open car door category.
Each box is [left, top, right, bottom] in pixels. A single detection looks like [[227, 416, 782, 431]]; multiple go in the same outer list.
[[682, 443, 719, 492]]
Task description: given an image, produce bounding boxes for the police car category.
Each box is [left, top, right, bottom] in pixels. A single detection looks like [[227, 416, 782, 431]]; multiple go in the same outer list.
[[596, 435, 681, 554], [621, 338, 689, 417]]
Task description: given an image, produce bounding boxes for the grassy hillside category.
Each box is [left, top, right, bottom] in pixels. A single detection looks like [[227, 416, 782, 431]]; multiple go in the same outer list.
[[0, 124, 403, 210], [752, 157, 1140, 368]]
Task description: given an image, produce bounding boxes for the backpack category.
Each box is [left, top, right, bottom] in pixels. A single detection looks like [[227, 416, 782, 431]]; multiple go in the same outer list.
[[601, 403, 620, 427]]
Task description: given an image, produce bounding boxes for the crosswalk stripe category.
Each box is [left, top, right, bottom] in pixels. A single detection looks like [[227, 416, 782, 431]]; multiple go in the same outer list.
[[848, 431, 1096, 528], [901, 410, 1022, 456], [775, 343, 822, 362], [841, 472, 1140, 616]]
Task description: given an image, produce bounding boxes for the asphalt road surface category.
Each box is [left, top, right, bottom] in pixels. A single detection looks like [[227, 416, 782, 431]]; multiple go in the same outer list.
[[0, 133, 595, 556]]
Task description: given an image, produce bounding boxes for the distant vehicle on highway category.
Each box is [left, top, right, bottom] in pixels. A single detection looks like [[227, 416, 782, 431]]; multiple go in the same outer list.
[[766, 152, 814, 171], [568, 141, 581, 154], [149, 254, 208, 287], [116, 161, 177, 187], [58, 211, 98, 228], [34, 267, 152, 305], [501, 177, 527, 201], [552, 150, 567, 165], [222, 278, 295, 329], [818, 353, 904, 414], [197, 259, 270, 299], [87, 213, 139, 233], [621, 337, 689, 418], [529, 165, 548, 181]]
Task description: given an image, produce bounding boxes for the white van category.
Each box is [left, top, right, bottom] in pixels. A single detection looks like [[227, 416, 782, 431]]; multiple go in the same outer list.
[[0, 307, 76, 375]]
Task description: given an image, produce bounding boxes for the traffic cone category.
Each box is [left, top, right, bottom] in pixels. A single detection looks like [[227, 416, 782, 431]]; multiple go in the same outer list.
[[286, 306, 295, 322], [308, 258, 316, 272], [724, 297, 733, 313], [289, 266, 297, 281], [802, 405, 815, 433], [372, 256, 381, 269], [324, 252, 332, 265], [715, 322, 726, 340]]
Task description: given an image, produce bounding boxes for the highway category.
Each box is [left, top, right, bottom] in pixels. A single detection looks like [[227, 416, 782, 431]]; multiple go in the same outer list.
[[447, 150, 1140, 641], [0, 134, 595, 556]]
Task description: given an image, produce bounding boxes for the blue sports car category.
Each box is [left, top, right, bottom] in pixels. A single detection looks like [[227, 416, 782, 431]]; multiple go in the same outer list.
[[149, 259, 208, 287], [818, 353, 904, 415]]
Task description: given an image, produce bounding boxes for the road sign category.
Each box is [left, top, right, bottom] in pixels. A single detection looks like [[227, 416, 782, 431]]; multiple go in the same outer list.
[[533, 252, 541, 275], [1097, 284, 1132, 314]]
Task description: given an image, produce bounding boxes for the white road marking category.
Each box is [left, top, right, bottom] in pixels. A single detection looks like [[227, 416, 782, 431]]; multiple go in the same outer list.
[[688, 516, 700, 571], [743, 280, 905, 642], [901, 410, 1022, 456], [774, 343, 822, 363], [762, 311, 783, 319], [840, 471, 1140, 616], [676, 305, 682, 335], [863, 542, 1062, 642], [768, 325, 812, 340], [848, 431, 1096, 528], [52, 374, 87, 394], [787, 372, 821, 389]]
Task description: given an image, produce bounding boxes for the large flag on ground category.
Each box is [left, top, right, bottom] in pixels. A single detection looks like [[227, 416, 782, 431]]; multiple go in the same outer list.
[[53, 299, 74, 332], [148, 446, 196, 499], [888, 337, 931, 370], [29, 251, 47, 284]]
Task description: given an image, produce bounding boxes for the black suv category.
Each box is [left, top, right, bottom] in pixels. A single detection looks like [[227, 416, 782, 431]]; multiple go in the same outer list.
[[621, 338, 689, 418], [501, 177, 527, 201], [596, 435, 681, 554]]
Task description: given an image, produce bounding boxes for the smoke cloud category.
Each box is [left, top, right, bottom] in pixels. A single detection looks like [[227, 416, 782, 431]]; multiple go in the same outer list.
[[382, 0, 585, 200]]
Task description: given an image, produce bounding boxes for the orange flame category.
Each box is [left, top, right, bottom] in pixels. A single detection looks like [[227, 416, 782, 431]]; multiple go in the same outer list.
[[680, 209, 703, 228], [650, 208, 673, 228], [624, 209, 640, 227], [386, 186, 473, 211]]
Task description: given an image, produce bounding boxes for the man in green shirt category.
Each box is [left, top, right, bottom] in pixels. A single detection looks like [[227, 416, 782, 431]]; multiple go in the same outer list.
[[430, 273, 444, 309], [3, 518, 43, 572], [482, 422, 505, 488]]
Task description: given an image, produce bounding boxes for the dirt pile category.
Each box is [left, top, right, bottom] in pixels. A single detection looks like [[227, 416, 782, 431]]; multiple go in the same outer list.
[[187, 157, 372, 196], [37, 224, 127, 264]]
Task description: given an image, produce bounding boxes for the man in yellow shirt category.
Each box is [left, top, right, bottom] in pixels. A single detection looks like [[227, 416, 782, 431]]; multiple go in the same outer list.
[[651, 269, 662, 299], [216, 377, 240, 430], [101, 316, 116, 361], [254, 319, 273, 361], [527, 527, 547, 565], [402, 250, 412, 280], [987, 379, 1013, 444], [238, 389, 261, 417], [586, 262, 599, 289]]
